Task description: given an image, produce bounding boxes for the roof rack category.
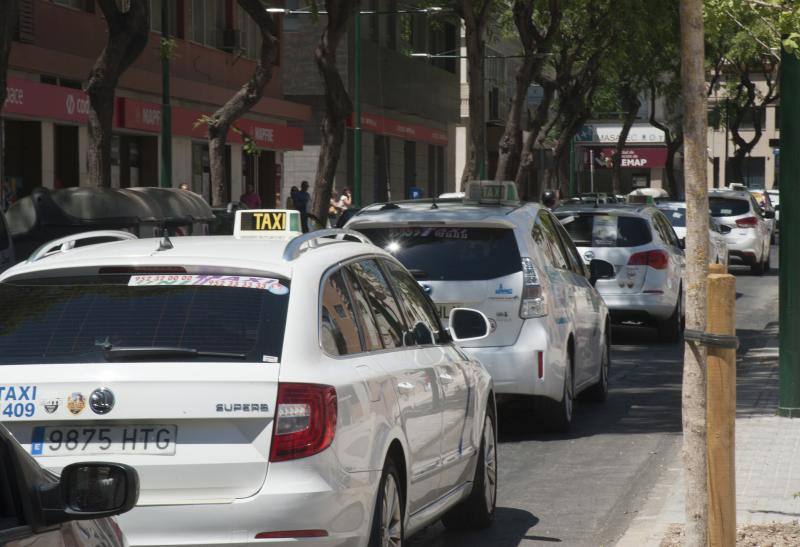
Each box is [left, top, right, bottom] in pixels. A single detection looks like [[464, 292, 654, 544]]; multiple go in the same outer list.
[[28, 230, 138, 263], [282, 229, 373, 262]]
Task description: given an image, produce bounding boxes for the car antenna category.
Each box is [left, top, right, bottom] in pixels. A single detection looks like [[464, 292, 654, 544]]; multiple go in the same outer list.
[[157, 228, 173, 252]]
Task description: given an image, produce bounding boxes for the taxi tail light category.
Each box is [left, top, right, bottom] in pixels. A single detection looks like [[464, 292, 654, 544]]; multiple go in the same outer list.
[[269, 383, 337, 462], [537, 351, 544, 379], [520, 258, 547, 318], [628, 250, 669, 270], [736, 216, 758, 228], [255, 530, 329, 539]]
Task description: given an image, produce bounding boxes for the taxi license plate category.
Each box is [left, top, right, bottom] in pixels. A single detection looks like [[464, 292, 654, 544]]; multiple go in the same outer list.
[[437, 303, 462, 319], [31, 425, 177, 457]]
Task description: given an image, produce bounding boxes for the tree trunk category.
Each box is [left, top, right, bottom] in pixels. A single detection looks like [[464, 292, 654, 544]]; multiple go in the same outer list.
[[206, 0, 278, 206], [495, 0, 561, 187], [679, 1, 710, 545], [611, 88, 641, 194], [310, 0, 354, 225], [461, 17, 487, 184], [666, 134, 683, 197], [85, 0, 149, 187], [0, 0, 19, 206], [515, 82, 555, 198]]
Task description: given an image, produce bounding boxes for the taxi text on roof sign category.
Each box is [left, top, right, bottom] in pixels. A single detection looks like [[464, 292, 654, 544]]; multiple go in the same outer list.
[[234, 209, 302, 239], [463, 180, 520, 206]]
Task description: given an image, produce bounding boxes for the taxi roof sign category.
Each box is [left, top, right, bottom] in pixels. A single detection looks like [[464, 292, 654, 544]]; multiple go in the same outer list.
[[234, 209, 302, 239], [463, 180, 520, 206]]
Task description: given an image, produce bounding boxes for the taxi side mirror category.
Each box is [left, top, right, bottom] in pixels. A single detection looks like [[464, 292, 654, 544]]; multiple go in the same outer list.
[[764, 209, 775, 219], [449, 308, 491, 342]]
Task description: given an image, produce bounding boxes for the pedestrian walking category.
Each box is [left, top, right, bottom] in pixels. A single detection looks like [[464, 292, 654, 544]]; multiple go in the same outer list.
[[286, 186, 298, 209], [338, 187, 352, 211], [294, 181, 311, 233], [240, 184, 262, 209]]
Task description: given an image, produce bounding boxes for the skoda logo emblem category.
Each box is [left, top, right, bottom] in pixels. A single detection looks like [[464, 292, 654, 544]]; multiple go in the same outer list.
[[89, 388, 115, 415], [421, 284, 432, 295]]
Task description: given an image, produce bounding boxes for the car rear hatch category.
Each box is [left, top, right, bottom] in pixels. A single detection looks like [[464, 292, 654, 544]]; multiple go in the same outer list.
[[355, 225, 524, 347], [0, 271, 290, 506], [709, 196, 754, 238], [557, 211, 653, 295]]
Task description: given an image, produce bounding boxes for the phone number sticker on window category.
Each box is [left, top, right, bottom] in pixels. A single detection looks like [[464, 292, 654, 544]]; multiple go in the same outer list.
[[128, 275, 289, 295]]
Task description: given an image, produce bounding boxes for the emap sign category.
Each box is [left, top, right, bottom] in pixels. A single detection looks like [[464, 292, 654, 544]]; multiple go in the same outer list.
[[576, 124, 666, 144]]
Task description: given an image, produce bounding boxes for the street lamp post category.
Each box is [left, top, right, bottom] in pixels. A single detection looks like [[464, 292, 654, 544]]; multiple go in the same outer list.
[[160, 0, 172, 188], [353, 8, 362, 207]]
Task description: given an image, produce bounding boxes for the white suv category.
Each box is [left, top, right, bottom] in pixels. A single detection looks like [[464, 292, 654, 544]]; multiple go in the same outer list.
[[709, 189, 774, 274], [347, 181, 613, 432], [0, 210, 496, 546]]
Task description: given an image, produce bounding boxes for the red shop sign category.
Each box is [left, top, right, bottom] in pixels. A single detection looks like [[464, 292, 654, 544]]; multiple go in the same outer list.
[[584, 147, 667, 169], [3, 77, 90, 124], [348, 113, 448, 146], [116, 97, 304, 151]]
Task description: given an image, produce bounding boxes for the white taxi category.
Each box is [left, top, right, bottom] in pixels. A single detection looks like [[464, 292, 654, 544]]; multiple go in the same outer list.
[[347, 181, 614, 432], [0, 210, 496, 546]]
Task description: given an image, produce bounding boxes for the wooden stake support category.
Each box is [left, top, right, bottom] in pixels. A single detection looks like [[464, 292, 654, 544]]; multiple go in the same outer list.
[[706, 272, 737, 547]]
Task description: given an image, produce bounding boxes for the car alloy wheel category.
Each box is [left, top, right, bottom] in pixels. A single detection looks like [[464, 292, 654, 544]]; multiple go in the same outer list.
[[483, 416, 497, 513], [381, 473, 403, 547]]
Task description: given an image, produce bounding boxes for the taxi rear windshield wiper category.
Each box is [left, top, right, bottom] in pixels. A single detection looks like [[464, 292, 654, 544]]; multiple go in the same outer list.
[[103, 345, 247, 361]]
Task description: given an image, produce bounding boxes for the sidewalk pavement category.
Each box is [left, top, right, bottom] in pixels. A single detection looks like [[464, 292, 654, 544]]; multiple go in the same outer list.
[[617, 321, 800, 546]]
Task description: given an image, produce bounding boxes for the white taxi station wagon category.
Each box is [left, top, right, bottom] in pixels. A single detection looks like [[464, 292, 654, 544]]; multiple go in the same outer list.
[[0, 210, 497, 546], [347, 181, 614, 432]]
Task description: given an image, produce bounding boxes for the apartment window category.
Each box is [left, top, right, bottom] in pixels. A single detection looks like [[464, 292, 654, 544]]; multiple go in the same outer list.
[[239, 6, 262, 59], [192, 0, 224, 47], [150, 0, 180, 36]]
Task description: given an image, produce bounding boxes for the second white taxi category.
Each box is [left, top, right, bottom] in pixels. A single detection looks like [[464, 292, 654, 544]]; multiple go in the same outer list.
[[0, 210, 496, 546]]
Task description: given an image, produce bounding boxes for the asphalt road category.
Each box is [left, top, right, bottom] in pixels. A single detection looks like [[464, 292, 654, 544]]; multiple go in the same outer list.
[[409, 247, 780, 547]]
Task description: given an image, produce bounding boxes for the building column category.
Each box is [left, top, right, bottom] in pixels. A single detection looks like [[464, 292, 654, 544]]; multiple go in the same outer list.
[[230, 143, 243, 201], [41, 122, 55, 189], [78, 125, 89, 186]]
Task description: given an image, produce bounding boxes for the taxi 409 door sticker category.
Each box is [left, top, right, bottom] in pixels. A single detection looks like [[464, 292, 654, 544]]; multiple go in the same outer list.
[[1, 385, 38, 418]]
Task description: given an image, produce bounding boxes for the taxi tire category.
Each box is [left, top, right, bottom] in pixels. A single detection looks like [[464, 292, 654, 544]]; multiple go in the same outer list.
[[536, 354, 574, 432], [441, 408, 497, 530], [369, 459, 404, 547], [658, 293, 682, 343], [751, 254, 765, 275], [582, 334, 610, 403]]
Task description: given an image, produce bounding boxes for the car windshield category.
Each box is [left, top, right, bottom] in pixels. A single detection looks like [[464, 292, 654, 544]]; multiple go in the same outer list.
[[709, 197, 750, 217], [659, 207, 686, 228], [556, 213, 652, 247], [356, 226, 522, 281], [0, 274, 290, 365]]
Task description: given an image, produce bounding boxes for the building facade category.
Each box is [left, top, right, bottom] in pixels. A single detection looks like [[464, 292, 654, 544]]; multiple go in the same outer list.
[[280, 0, 459, 206], [2, 0, 311, 209]]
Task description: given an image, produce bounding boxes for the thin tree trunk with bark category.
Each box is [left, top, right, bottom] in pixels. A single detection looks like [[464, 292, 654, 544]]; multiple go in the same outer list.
[[515, 82, 555, 198], [611, 87, 641, 194], [648, 84, 683, 198], [310, 0, 355, 225], [207, 0, 278, 206], [85, 0, 149, 188], [680, 1, 710, 545], [495, 0, 561, 187]]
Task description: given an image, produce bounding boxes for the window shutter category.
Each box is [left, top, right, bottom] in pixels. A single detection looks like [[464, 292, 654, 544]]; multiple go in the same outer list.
[[16, 0, 35, 44]]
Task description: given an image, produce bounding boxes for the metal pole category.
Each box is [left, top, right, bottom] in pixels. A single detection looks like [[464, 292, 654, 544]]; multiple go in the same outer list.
[[353, 4, 362, 207], [160, 0, 173, 188], [590, 148, 595, 193], [779, 44, 800, 417], [569, 137, 575, 196]]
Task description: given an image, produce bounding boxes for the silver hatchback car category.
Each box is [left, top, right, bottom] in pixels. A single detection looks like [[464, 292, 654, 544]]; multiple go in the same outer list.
[[555, 204, 685, 342], [709, 189, 773, 275]]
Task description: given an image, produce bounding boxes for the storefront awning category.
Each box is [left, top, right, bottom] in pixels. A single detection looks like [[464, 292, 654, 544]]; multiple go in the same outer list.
[[347, 112, 448, 146], [2, 77, 304, 151]]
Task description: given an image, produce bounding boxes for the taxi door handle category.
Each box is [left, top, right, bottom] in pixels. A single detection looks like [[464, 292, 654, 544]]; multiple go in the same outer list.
[[439, 373, 455, 384], [397, 382, 414, 393]]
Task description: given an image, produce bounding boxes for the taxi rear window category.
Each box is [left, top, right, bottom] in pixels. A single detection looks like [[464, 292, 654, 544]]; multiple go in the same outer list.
[[556, 213, 652, 247], [356, 226, 522, 281], [0, 274, 290, 365], [709, 197, 750, 217]]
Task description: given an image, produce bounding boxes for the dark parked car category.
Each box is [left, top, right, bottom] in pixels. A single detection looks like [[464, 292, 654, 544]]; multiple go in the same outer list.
[[0, 424, 139, 546]]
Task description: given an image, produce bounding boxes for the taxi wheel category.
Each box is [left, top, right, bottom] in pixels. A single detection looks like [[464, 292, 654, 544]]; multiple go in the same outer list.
[[537, 355, 574, 432], [658, 292, 682, 343], [369, 459, 404, 547], [441, 409, 497, 530], [582, 334, 610, 403], [751, 253, 765, 275]]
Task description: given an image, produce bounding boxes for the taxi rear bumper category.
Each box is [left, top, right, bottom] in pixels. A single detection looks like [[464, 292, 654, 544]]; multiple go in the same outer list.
[[116, 456, 377, 546], [462, 318, 565, 402]]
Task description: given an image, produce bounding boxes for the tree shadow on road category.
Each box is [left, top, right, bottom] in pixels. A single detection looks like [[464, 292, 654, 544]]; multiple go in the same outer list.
[[408, 507, 554, 546]]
